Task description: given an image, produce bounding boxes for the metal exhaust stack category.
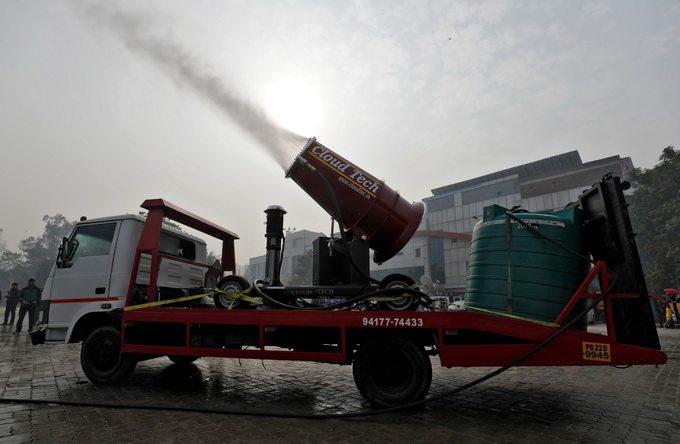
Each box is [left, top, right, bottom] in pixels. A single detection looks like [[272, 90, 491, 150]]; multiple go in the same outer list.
[[286, 137, 424, 263], [264, 205, 286, 286]]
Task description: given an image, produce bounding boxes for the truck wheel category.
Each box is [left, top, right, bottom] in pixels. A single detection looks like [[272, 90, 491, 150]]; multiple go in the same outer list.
[[377, 274, 420, 311], [81, 326, 136, 385], [214, 275, 253, 309], [168, 355, 199, 365], [353, 335, 432, 408]]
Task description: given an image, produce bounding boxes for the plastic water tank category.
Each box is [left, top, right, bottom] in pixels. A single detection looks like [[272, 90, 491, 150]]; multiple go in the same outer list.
[[465, 204, 589, 329]]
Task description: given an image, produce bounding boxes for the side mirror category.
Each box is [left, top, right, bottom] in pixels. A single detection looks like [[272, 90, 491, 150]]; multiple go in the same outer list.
[[65, 238, 79, 263], [57, 237, 68, 268], [58, 237, 79, 268]]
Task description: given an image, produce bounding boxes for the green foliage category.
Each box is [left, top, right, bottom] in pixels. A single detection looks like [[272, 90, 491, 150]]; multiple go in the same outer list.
[[288, 249, 313, 286], [629, 146, 680, 291], [207, 250, 220, 267], [162, 218, 184, 231], [0, 251, 22, 272], [0, 214, 75, 291], [138, 211, 185, 232]]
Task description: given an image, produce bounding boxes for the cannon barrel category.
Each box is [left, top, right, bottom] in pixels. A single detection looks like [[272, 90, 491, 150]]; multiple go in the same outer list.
[[286, 138, 424, 263]]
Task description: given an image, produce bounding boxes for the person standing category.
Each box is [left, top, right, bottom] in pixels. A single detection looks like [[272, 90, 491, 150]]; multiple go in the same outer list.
[[663, 288, 680, 328], [3, 282, 20, 326], [16, 278, 41, 333]]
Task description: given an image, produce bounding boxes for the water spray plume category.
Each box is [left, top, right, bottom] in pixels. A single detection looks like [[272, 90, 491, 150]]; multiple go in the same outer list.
[[74, 1, 306, 170]]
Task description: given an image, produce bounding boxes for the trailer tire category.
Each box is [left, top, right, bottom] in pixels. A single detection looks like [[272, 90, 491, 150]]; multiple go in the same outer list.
[[214, 275, 253, 309], [377, 274, 420, 311], [353, 335, 432, 408], [168, 355, 199, 365], [81, 326, 136, 385]]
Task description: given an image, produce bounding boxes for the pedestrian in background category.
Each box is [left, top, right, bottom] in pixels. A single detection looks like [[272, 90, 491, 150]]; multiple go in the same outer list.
[[2, 282, 20, 326], [663, 288, 680, 328], [15, 278, 41, 333]]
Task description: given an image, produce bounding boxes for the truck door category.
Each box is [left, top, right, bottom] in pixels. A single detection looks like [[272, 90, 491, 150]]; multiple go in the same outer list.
[[47, 221, 120, 331]]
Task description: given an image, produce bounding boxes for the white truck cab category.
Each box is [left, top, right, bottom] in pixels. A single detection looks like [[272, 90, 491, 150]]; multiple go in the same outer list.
[[42, 214, 208, 343]]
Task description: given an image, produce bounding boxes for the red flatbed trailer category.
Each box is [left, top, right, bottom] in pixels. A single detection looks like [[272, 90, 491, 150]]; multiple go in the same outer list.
[[111, 196, 665, 407], [122, 301, 667, 367]]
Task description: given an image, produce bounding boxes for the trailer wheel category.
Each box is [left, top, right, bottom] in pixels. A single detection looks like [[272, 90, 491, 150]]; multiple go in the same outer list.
[[377, 274, 420, 311], [214, 275, 253, 309], [81, 326, 136, 385], [353, 336, 432, 408], [168, 355, 199, 365]]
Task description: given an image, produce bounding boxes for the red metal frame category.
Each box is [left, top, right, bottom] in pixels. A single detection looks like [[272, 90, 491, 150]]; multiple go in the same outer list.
[[120, 200, 667, 369], [555, 260, 639, 343], [124, 199, 238, 306]]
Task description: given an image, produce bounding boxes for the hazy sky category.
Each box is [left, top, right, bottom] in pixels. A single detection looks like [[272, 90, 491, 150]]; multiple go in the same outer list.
[[1, 0, 679, 264]]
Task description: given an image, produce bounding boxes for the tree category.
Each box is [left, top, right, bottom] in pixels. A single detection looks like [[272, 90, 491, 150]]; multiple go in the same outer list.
[[0, 250, 24, 291], [0, 215, 75, 290], [207, 250, 220, 267], [138, 211, 185, 232], [288, 249, 314, 285], [628, 146, 680, 291], [0, 250, 23, 272]]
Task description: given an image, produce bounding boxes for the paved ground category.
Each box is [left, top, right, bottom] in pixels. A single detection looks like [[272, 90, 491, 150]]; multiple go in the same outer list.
[[0, 308, 678, 443]]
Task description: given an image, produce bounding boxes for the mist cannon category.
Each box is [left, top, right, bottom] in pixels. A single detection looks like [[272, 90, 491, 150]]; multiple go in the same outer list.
[[286, 137, 424, 263], [253, 137, 427, 311]]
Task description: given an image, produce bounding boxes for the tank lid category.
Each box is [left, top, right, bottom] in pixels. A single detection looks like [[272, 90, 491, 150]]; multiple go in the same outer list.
[[265, 205, 287, 214]]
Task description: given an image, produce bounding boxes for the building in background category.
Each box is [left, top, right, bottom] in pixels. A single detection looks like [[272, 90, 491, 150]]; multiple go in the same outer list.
[[245, 229, 324, 285], [372, 151, 634, 301]]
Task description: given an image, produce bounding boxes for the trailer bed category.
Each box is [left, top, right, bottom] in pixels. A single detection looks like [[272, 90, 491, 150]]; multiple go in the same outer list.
[[121, 307, 667, 367]]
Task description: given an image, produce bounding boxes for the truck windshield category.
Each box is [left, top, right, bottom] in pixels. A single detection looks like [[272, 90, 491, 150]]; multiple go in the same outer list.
[[70, 222, 117, 261]]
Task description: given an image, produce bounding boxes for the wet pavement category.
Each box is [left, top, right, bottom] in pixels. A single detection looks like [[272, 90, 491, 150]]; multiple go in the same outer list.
[[1, 309, 679, 443]]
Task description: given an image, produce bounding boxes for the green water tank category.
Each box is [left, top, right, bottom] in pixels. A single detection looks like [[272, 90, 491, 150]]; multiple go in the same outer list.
[[464, 205, 589, 329]]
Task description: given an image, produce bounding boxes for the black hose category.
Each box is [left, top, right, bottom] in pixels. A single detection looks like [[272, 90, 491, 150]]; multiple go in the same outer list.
[[404, 275, 618, 408], [253, 279, 429, 311], [504, 211, 596, 265], [307, 162, 381, 285], [278, 235, 286, 284], [1, 171, 633, 419], [0, 276, 617, 420], [4, 160, 625, 419]]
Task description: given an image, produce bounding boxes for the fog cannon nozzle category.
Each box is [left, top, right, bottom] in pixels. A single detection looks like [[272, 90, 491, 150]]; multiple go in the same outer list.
[[286, 138, 424, 263]]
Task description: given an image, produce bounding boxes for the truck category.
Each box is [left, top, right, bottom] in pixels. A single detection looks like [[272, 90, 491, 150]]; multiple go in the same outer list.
[[34, 138, 667, 408], [41, 209, 216, 344]]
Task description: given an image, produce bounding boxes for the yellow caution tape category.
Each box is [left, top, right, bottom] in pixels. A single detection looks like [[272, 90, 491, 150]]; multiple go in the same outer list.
[[124, 287, 261, 312], [125, 283, 424, 311], [212, 287, 262, 305], [465, 306, 560, 327], [368, 284, 420, 302], [124, 292, 212, 311]]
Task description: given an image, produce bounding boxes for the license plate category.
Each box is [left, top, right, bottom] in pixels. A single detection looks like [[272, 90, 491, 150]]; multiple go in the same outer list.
[[582, 342, 611, 362]]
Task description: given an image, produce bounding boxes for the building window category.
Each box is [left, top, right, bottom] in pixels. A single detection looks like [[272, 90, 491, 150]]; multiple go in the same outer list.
[[415, 248, 421, 258], [160, 232, 197, 260]]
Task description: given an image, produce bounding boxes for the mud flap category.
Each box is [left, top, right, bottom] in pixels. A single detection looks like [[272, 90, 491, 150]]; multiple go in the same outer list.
[[31, 328, 46, 345]]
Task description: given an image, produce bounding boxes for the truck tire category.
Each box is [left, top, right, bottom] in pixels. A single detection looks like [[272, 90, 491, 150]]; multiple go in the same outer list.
[[168, 355, 199, 365], [352, 335, 432, 408], [214, 275, 253, 309], [377, 274, 420, 311], [81, 326, 136, 385]]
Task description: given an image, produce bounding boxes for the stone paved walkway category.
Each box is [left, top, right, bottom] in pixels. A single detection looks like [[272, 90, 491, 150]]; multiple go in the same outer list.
[[0, 310, 678, 443]]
